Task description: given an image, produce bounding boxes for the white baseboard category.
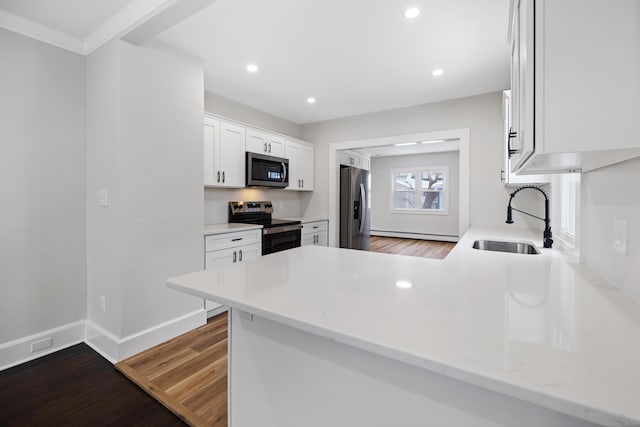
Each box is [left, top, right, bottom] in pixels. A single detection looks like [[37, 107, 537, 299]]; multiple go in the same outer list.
[[0, 321, 85, 371], [207, 303, 228, 318], [85, 308, 207, 363], [371, 230, 459, 242]]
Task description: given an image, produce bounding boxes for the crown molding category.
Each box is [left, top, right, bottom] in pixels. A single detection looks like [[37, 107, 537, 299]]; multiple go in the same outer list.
[[83, 0, 180, 55], [0, 9, 84, 55], [0, 0, 181, 56]]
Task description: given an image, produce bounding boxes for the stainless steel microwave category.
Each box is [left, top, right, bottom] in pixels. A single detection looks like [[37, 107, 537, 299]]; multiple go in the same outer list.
[[246, 152, 289, 188]]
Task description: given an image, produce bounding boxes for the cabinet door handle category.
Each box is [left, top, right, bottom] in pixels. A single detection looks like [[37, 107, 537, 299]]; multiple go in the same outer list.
[[312, 226, 319, 229], [301, 179, 304, 188], [239, 249, 243, 261], [268, 143, 272, 153], [231, 237, 243, 242], [500, 169, 505, 182], [264, 142, 268, 152], [217, 171, 220, 183], [507, 127, 519, 158], [233, 250, 237, 263], [222, 171, 225, 183]]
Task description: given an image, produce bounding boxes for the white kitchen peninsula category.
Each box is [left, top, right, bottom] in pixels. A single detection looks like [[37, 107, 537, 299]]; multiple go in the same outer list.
[[167, 228, 640, 427]]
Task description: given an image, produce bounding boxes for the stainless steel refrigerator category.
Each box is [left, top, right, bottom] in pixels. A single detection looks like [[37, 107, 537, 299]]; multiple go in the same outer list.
[[340, 166, 371, 250]]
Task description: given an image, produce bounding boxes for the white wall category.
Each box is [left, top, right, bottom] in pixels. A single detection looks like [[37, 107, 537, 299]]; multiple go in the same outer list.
[[205, 91, 302, 139], [86, 40, 205, 344], [370, 152, 460, 238], [582, 156, 640, 302], [300, 92, 545, 232], [0, 29, 86, 343]]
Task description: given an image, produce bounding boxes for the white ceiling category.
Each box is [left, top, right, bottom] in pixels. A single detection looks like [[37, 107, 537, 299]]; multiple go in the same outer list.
[[0, 0, 133, 39], [157, 0, 511, 124], [1, 0, 511, 124]]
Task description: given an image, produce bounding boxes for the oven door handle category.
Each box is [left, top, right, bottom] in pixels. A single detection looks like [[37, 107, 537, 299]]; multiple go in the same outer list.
[[263, 224, 303, 235]]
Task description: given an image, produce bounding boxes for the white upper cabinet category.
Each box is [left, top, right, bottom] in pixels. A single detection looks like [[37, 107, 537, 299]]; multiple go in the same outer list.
[[285, 140, 314, 191], [203, 117, 219, 186], [338, 150, 370, 171], [509, 0, 640, 174], [204, 116, 246, 188], [246, 128, 284, 157], [266, 134, 284, 157], [502, 91, 549, 186]]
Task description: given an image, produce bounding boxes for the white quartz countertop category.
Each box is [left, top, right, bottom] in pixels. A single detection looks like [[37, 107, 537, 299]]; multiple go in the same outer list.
[[203, 223, 263, 236], [169, 227, 640, 426]]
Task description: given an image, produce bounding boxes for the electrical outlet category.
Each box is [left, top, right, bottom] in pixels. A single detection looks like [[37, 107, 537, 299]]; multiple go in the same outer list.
[[99, 295, 106, 313], [31, 337, 52, 353], [613, 220, 628, 256]]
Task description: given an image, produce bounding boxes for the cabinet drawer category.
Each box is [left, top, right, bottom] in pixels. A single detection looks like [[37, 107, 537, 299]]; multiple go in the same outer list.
[[204, 242, 261, 269], [205, 229, 261, 253], [302, 221, 328, 236]]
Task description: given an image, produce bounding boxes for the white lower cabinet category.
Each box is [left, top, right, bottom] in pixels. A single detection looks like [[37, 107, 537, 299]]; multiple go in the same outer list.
[[301, 221, 328, 247], [204, 228, 262, 311]]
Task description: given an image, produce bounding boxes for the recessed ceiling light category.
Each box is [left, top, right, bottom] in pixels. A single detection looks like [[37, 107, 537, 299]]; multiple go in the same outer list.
[[394, 142, 417, 146], [307, 97, 316, 104], [396, 281, 413, 289], [421, 139, 446, 144], [432, 68, 444, 77], [404, 7, 420, 19], [247, 63, 259, 73]]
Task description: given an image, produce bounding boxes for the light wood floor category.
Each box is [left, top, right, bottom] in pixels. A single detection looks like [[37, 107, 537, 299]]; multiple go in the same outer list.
[[370, 236, 456, 259], [116, 312, 228, 427], [114, 238, 453, 426]]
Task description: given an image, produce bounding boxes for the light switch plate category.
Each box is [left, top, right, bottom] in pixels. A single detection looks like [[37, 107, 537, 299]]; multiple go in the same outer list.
[[99, 190, 109, 207], [613, 220, 628, 256]]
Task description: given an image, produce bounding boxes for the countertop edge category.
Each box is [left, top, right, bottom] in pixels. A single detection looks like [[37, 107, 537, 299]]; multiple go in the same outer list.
[[166, 277, 631, 427]]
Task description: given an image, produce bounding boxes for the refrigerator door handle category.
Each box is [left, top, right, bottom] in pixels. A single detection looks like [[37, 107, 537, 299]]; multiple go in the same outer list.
[[359, 182, 366, 233]]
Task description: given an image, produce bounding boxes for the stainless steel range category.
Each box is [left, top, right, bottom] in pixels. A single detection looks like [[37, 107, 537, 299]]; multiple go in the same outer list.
[[228, 201, 302, 255]]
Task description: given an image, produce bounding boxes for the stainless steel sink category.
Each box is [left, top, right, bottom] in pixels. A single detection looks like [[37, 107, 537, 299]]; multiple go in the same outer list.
[[472, 240, 540, 255]]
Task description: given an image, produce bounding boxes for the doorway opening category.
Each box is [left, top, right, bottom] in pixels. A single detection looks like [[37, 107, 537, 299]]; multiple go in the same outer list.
[[329, 129, 470, 248]]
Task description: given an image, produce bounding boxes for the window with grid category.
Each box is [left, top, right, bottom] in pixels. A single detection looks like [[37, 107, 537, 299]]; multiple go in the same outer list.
[[390, 167, 448, 214]]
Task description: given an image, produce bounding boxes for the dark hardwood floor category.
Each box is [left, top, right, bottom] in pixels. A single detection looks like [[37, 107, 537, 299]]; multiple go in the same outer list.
[[370, 235, 456, 259], [0, 343, 186, 426]]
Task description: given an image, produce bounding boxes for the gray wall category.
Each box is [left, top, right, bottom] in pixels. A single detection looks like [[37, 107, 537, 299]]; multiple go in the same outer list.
[[370, 152, 460, 237], [300, 92, 544, 231], [582, 156, 640, 302], [86, 39, 204, 339], [0, 29, 86, 343], [205, 91, 302, 138]]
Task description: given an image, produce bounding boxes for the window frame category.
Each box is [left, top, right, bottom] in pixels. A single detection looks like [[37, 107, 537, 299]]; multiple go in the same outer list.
[[389, 166, 449, 215], [555, 173, 581, 247]]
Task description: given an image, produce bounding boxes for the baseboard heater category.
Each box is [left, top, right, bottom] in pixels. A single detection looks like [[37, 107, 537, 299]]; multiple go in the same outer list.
[[370, 230, 459, 242]]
